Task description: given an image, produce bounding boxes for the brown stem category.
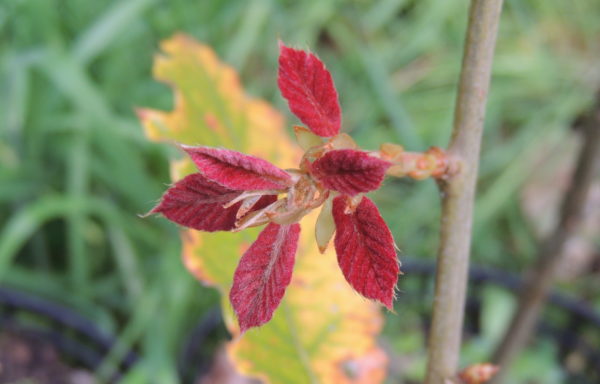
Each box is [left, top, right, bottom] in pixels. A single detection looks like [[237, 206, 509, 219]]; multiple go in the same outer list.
[[424, 1, 504, 383], [490, 94, 600, 383]]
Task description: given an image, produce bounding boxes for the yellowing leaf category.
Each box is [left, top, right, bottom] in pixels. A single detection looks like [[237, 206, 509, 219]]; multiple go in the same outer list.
[[294, 125, 324, 151], [137, 33, 297, 169], [140, 34, 387, 383], [315, 196, 335, 253]]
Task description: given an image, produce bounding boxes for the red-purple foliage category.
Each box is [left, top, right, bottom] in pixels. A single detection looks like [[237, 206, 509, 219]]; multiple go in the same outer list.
[[150, 42, 401, 332], [150, 173, 276, 232], [311, 149, 391, 196], [278, 43, 341, 138], [182, 145, 293, 190], [230, 223, 300, 332], [332, 196, 398, 309]]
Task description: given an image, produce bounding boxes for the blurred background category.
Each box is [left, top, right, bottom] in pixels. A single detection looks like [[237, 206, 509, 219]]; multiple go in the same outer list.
[[1, 0, 599, 383]]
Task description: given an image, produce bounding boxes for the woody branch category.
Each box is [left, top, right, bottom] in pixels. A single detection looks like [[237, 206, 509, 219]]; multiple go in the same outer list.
[[424, 1, 504, 383]]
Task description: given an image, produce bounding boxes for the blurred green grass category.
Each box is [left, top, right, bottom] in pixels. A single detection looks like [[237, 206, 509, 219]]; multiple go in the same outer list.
[[1, 0, 599, 382]]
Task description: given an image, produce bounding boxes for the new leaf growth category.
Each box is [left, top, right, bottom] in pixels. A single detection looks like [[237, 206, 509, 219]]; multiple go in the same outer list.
[[149, 43, 448, 332]]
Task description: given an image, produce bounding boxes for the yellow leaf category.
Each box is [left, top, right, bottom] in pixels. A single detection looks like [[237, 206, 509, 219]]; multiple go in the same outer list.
[[294, 125, 324, 151], [140, 34, 387, 384], [328, 133, 357, 150], [315, 196, 336, 253]]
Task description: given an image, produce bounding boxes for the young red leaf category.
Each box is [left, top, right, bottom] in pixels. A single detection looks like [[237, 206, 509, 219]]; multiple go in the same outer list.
[[311, 149, 391, 196], [149, 173, 276, 232], [278, 43, 341, 137], [332, 196, 398, 308], [230, 223, 301, 332], [182, 145, 293, 190]]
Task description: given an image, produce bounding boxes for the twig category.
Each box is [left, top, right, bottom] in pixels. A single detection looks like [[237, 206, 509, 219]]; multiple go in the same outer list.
[[490, 93, 600, 383], [424, 1, 504, 383]]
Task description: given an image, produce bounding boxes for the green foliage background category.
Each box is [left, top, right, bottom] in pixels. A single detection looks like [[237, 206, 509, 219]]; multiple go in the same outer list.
[[1, 0, 599, 383]]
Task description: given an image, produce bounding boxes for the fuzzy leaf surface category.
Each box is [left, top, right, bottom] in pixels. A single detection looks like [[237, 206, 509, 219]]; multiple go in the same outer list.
[[230, 223, 300, 332], [278, 43, 341, 137], [182, 145, 292, 190], [332, 196, 398, 308], [311, 149, 391, 196], [141, 35, 387, 384], [150, 173, 276, 231]]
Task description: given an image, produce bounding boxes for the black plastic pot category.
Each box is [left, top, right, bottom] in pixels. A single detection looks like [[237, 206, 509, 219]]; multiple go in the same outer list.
[[181, 259, 600, 383], [402, 259, 600, 383], [0, 286, 138, 382], [3, 259, 599, 384]]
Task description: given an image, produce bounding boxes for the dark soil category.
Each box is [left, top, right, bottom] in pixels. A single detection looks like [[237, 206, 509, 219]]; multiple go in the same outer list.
[[0, 330, 91, 384]]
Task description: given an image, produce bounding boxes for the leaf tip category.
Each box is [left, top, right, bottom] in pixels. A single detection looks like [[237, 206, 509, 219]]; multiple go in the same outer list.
[[277, 39, 287, 50], [138, 209, 156, 219], [178, 142, 196, 152], [237, 322, 250, 335], [140, 199, 165, 218], [380, 289, 395, 311]]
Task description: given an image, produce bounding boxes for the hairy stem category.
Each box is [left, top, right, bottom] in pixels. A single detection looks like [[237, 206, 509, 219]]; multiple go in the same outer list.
[[424, 1, 503, 383], [490, 94, 600, 383]]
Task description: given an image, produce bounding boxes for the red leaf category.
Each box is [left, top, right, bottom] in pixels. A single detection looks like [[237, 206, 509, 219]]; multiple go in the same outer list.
[[278, 43, 341, 137], [311, 149, 391, 196], [332, 196, 398, 308], [182, 145, 293, 190], [230, 223, 301, 332], [150, 173, 276, 232]]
